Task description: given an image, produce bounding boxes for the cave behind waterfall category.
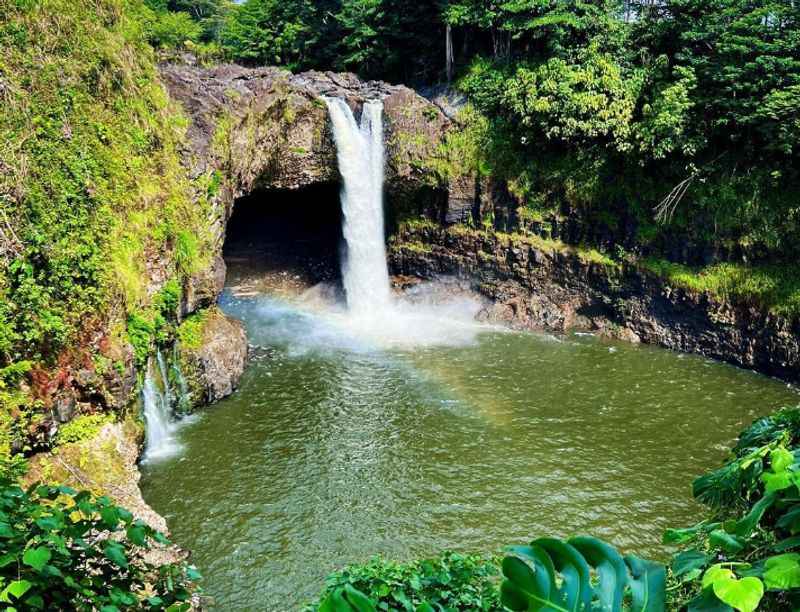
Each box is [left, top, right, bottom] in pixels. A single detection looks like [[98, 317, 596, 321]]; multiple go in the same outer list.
[[223, 183, 344, 293]]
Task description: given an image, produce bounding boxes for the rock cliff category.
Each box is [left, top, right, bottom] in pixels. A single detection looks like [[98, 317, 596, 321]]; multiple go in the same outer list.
[[389, 224, 800, 382]]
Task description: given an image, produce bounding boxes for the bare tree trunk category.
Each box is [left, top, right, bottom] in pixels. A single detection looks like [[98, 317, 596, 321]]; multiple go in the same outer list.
[[492, 28, 511, 61], [446, 23, 454, 83]]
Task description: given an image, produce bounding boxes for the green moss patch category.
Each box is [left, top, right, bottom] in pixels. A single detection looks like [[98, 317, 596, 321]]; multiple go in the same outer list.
[[642, 259, 800, 319], [55, 413, 114, 446], [176, 309, 209, 351]]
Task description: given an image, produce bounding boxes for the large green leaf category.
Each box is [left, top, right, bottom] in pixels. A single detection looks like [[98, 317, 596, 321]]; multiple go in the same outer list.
[[532, 538, 592, 611], [776, 504, 800, 533], [625, 555, 666, 612], [103, 541, 128, 569], [501, 546, 568, 611], [500, 537, 664, 612], [708, 530, 745, 554], [713, 577, 763, 612], [319, 585, 377, 612], [733, 492, 776, 537], [702, 566, 764, 612], [569, 537, 628, 611], [772, 535, 800, 552], [663, 522, 719, 545], [672, 550, 711, 579], [763, 553, 800, 590], [0, 580, 32, 604], [22, 546, 51, 572]]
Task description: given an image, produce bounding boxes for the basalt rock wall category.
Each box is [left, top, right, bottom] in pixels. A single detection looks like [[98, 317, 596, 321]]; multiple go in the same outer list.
[[389, 225, 800, 383]]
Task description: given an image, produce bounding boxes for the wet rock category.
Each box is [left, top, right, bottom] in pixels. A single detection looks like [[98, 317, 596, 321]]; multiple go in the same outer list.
[[74, 368, 100, 390], [158, 61, 449, 201], [179, 308, 248, 406], [182, 253, 226, 316], [24, 419, 187, 566], [160, 60, 453, 319], [54, 395, 76, 424]]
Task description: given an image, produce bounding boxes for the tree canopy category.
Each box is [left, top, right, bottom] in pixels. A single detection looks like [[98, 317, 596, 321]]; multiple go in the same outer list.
[[147, 0, 800, 259]]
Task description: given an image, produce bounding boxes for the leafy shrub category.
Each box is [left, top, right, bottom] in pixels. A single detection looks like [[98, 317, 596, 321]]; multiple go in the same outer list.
[[154, 279, 182, 323], [127, 312, 155, 367], [174, 230, 200, 276], [666, 407, 800, 611], [311, 542, 666, 612], [0, 480, 199, 610], [500, 537, 664, 612], [146, 10, 202, 49], [55, 413, 113, 445], [309, 551, 502, 611]]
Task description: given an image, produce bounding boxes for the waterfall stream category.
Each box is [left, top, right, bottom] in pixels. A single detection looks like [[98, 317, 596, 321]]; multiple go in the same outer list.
[[142, 348, 186, 462], [324, 97, 391, 313]]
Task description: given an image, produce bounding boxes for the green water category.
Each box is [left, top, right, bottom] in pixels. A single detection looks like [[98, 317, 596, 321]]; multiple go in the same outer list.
[[140, 290, 798, 610]]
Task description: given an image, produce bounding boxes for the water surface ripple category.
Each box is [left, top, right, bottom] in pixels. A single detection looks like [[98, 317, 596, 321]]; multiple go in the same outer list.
[[140, 292, 799, 610]]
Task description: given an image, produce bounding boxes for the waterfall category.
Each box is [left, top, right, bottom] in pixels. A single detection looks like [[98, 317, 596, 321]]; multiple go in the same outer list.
[[141, 348, 184, 462], [172, 343, 192, 415], [324, 97, 392, 314], [156, 349, 173, 409]]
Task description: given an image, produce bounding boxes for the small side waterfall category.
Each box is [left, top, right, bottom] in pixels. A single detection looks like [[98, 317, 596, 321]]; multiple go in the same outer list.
[[324, 97, 391, 314], [141, 348, 187, 462]]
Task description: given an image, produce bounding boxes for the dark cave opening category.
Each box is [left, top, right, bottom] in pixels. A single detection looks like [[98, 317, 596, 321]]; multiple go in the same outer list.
[[223, 182, 344, 291]]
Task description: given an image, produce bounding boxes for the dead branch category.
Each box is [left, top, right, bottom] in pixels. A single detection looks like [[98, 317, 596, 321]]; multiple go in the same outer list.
[[654, 174, 696, 224]]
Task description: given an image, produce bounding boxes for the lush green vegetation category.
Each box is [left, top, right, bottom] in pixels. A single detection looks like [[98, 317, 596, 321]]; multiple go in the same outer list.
[[641, 259, 800, 318], [448, 1, 800, 263], [2, 0, 799, 608], [54, 413, 114, 445], [0, 476, 199, 610], [0, 0, 214, 460], [310, 552, 502, 611], [665, 408, 800, 610], [149, 0, 800, 315], [311, 541, 666, 612]]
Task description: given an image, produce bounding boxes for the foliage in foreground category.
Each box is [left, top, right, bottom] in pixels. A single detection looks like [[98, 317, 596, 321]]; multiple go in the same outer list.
[[312, 409, 800, 612], [311, 540, 666, 612], [309, 552, 502, 612], [666, 408, 800, 611], [0, 478, 199, 610]]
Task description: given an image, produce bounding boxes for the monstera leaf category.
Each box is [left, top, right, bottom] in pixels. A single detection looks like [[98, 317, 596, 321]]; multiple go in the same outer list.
[[500, 536, 666, 612], [319, 585, 376, 612]]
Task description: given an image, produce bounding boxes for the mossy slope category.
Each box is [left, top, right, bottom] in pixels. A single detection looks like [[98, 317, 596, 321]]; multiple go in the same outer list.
[[0, 0, 212, 462]]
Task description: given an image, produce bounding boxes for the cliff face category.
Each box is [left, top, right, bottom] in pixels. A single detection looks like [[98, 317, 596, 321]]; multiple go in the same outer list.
[[158, 60, 451, 221], [5, 30, 798, 502], [3, 50, 455, 463], [389, 224, 800, 382]]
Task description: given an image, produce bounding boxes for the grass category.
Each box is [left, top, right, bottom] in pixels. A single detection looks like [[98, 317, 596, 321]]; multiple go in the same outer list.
[[55, 413, 114, 446], [401, 218, 800, 318], [642, 258, 800, 318], [176, 310, 209, 351], [400, 218, 620, 268], [398, 241, 432, 254]]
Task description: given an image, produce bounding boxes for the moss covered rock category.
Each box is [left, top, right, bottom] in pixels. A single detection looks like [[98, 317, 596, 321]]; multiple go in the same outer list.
[[177, 307, 247, 407]]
